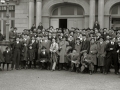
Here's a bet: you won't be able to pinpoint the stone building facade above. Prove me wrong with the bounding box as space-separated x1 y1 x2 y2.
0 0 120 33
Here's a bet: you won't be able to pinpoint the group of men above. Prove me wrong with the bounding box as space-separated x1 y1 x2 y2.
0 22 120 75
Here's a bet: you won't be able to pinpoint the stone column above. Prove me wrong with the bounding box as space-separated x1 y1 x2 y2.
36 0 42 27
29 0 34 29
89 0 95 29
98 0 104 29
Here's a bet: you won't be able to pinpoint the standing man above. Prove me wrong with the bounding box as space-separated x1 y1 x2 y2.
9 27 17 42
37 22 43 30
80 34 90 54
105 38 119 75
59 37 69 70
93 21 100 30
12 37 22 70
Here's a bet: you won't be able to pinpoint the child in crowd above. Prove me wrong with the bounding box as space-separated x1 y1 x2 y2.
3 47 12 71
21 43 28 69
28 45 35 69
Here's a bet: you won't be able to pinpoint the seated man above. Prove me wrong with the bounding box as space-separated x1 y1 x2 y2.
81 50 94 75
67 49 80 72
38 46 50 69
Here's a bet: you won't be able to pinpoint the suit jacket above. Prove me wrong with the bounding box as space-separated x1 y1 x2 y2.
105 42 119 57
37 25 43 30
81 40 90 54
93 24 100 30
12 41 23 51
105 42 118 52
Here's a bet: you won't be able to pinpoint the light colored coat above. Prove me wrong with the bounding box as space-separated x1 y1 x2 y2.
59 41 69 63
97 42 106 66
89 43 97 65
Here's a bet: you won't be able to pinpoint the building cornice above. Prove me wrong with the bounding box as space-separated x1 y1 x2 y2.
36 0 42 2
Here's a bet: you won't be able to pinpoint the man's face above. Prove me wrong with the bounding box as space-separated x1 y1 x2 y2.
73 50 76 54
32 37 35 40
16 38 19 41
100 38 103 42
83 36 86 40
42 49 45 52
76 40 80 43
91 39 95 43
52 39 55 43
83 52 87 56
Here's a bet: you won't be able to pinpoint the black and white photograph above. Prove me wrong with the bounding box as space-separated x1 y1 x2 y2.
0 0 120 90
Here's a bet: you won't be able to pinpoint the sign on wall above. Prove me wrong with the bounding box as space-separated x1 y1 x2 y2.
0 5 15 11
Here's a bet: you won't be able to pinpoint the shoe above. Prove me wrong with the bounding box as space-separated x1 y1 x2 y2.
0 68 2 71
51 69 55 71
90 71 92 75
104 72 108 75
115 72 119 75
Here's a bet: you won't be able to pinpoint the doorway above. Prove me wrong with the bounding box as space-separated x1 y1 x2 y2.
59 19 67 29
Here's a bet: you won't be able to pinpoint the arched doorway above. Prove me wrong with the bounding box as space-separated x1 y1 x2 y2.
110 3 120 30
50 3 84 29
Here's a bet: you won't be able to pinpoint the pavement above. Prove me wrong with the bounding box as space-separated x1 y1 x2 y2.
0 69 120 90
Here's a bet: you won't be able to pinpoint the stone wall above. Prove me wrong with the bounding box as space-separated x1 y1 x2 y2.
15 0 29 32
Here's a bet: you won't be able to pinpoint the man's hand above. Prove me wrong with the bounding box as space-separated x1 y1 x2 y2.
110 48 113 50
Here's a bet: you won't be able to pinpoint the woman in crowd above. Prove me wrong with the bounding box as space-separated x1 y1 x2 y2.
97 37 106 73
89 38 98 73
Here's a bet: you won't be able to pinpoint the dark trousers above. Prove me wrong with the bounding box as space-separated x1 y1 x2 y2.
3 63 9 70
105 52 119 73
11 50 20 69
21 61 27 68
39 61 50 69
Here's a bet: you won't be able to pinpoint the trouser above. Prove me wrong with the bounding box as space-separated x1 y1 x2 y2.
33 60 36 68
52 62 56 70
21 61 27 68
51 52 58 70
3 63 9 70
94 65 97 73
59 63 67 70
28 61 34 68
105 52 119 73
11 50 20 69
40 61 50 69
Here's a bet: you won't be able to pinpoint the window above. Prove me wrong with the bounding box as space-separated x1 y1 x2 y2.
111 5 118 14
77 6 84 15
52 8 58 15
11 20 15 27
11 11 15 17
61 6 74 15
0 5 15 35
52 5 84 16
